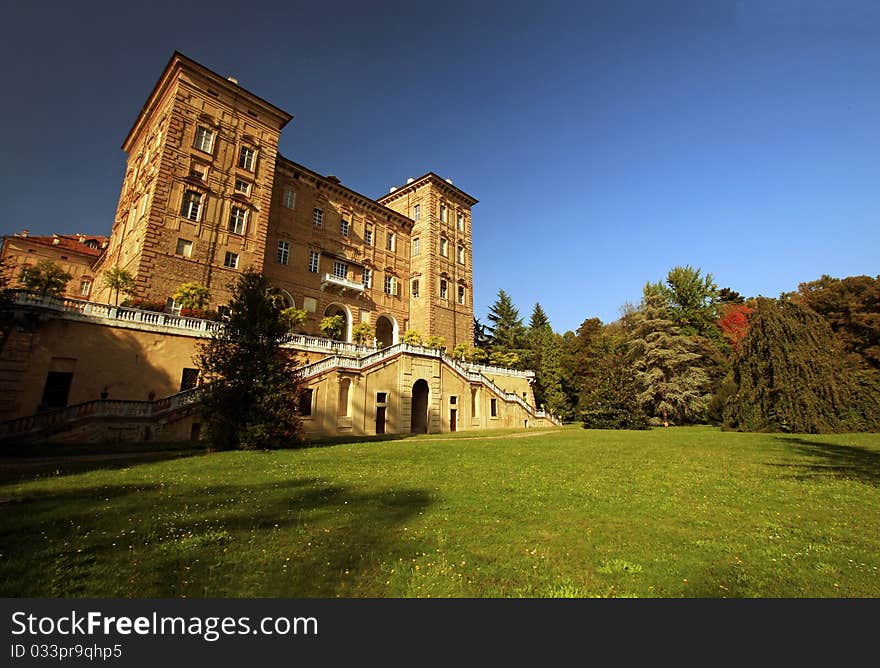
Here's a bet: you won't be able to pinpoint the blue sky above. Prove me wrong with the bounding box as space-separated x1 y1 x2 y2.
2 1 878 333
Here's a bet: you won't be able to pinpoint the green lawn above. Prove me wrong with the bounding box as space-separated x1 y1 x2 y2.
1 425 879 598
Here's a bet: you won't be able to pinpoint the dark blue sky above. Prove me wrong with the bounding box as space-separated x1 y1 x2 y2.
2 1 878 332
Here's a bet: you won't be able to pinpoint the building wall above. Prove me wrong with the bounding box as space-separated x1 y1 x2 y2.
1 235 105 301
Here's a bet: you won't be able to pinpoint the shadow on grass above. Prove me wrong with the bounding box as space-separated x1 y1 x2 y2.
0 475 432 598
773 436 880 487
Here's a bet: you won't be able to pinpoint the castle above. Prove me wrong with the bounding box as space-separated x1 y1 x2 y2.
0 53 559 442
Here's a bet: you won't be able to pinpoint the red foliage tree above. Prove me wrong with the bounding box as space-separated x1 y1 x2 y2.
718 303 753 350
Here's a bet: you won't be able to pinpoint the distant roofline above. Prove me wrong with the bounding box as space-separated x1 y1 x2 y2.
377 172 479 206
122 51 294 152
276 154 416 229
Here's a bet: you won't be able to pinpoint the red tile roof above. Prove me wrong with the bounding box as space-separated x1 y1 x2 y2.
9 234 108 257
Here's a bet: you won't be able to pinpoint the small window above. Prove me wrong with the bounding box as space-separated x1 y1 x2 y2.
238 146 256 171
458 285 466 305
439 279 448 300
386 231 396 252
194 126 214 153
313 208 323 228
491 398 498 417
228 206 247 235
224 252 239 269
364 226 373 246
79 278 92 297
308 250 320 273
440 238 448 257
413 204 420 221
411 279 419 298
340 218 350 237
384 275 397 296
235 179 251 196
180 368 199 392
457 245 465 264
277 240 290 265
333 261 347 279
457 212 464 231
440 204 448 222
299 388 313 416
362 268 372 288
450 396 457 405
412 238 420 256
180 190 202 221
376 392 387 404
282 187 295 208
176 238 193 257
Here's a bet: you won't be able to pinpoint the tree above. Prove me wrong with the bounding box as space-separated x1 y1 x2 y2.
659 265 720 337
320 315 345 340
352 322 373 345
452 343 469 361
196 269 304 449
280 307 308 333
473 316 492 350
524 304 565 415
103 267 137 306
581 335 648 430
629 292 711 424
722 298 880 433
717 302 754 350
486 289 526 351
20 260 72 298
528 303 550 331
173 282 211 310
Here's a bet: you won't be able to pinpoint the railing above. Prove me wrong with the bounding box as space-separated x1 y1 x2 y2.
0 387 201 441
321 273 365 292
284 334 374 356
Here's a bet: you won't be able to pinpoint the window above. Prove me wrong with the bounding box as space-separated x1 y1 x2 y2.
440 238 448 257
340 218 350 237
190 163 207 181
457 245 465 264
412 238 420 256
228 206 247 235
235 179 251 196
79 278 92 297
364 226 373 246
224 252 239 269
277 240 290 265
458 285 465 305
440 204 448 222
491 398 498 417
299 388 313 416
439 279 448 300
238 146 256 171
413 204 420 221
176 238 193 258
457 212 464 231
308 250 320 273
194 126 214 153
411 279 419 298
282 187 295 208
333 261 348 279
180 368 199 392
313 208 323 228
386 231 396 252
376 392 387 404
384 275 397 296
362 268 372 288
180 190 201 221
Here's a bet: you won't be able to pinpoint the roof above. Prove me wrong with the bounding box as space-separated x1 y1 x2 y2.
376 172 479 207
4 234 108 258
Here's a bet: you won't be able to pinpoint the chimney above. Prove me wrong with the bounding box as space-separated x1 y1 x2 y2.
445 178 453 184
227 76 239 85
20 229 28 237
406 177 414 184
77 234 86 243
52 235 60 245
101 240 109 249
389 186 398 193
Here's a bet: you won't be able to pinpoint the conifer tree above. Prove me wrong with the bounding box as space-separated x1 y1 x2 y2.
722 298 880 433
197 269 304 449
629 292 710 424
487 289 525 350
581 334 648 429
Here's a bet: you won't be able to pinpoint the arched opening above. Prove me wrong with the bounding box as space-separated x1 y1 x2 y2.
266 287 295 310
323 303 352 342
410 379 429 434
375 314 398 348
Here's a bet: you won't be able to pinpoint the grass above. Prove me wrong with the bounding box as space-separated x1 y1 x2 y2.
1 425 879 598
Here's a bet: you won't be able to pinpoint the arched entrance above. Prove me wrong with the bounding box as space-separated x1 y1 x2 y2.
375 314 398 348
323 303 352 342
410 379 429 434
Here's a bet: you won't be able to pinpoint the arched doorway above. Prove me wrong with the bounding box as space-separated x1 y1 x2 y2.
323 303 352 342
375 314 398 348
410 379 429 434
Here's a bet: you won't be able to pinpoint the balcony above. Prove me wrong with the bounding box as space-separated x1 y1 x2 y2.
321 273 365 294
